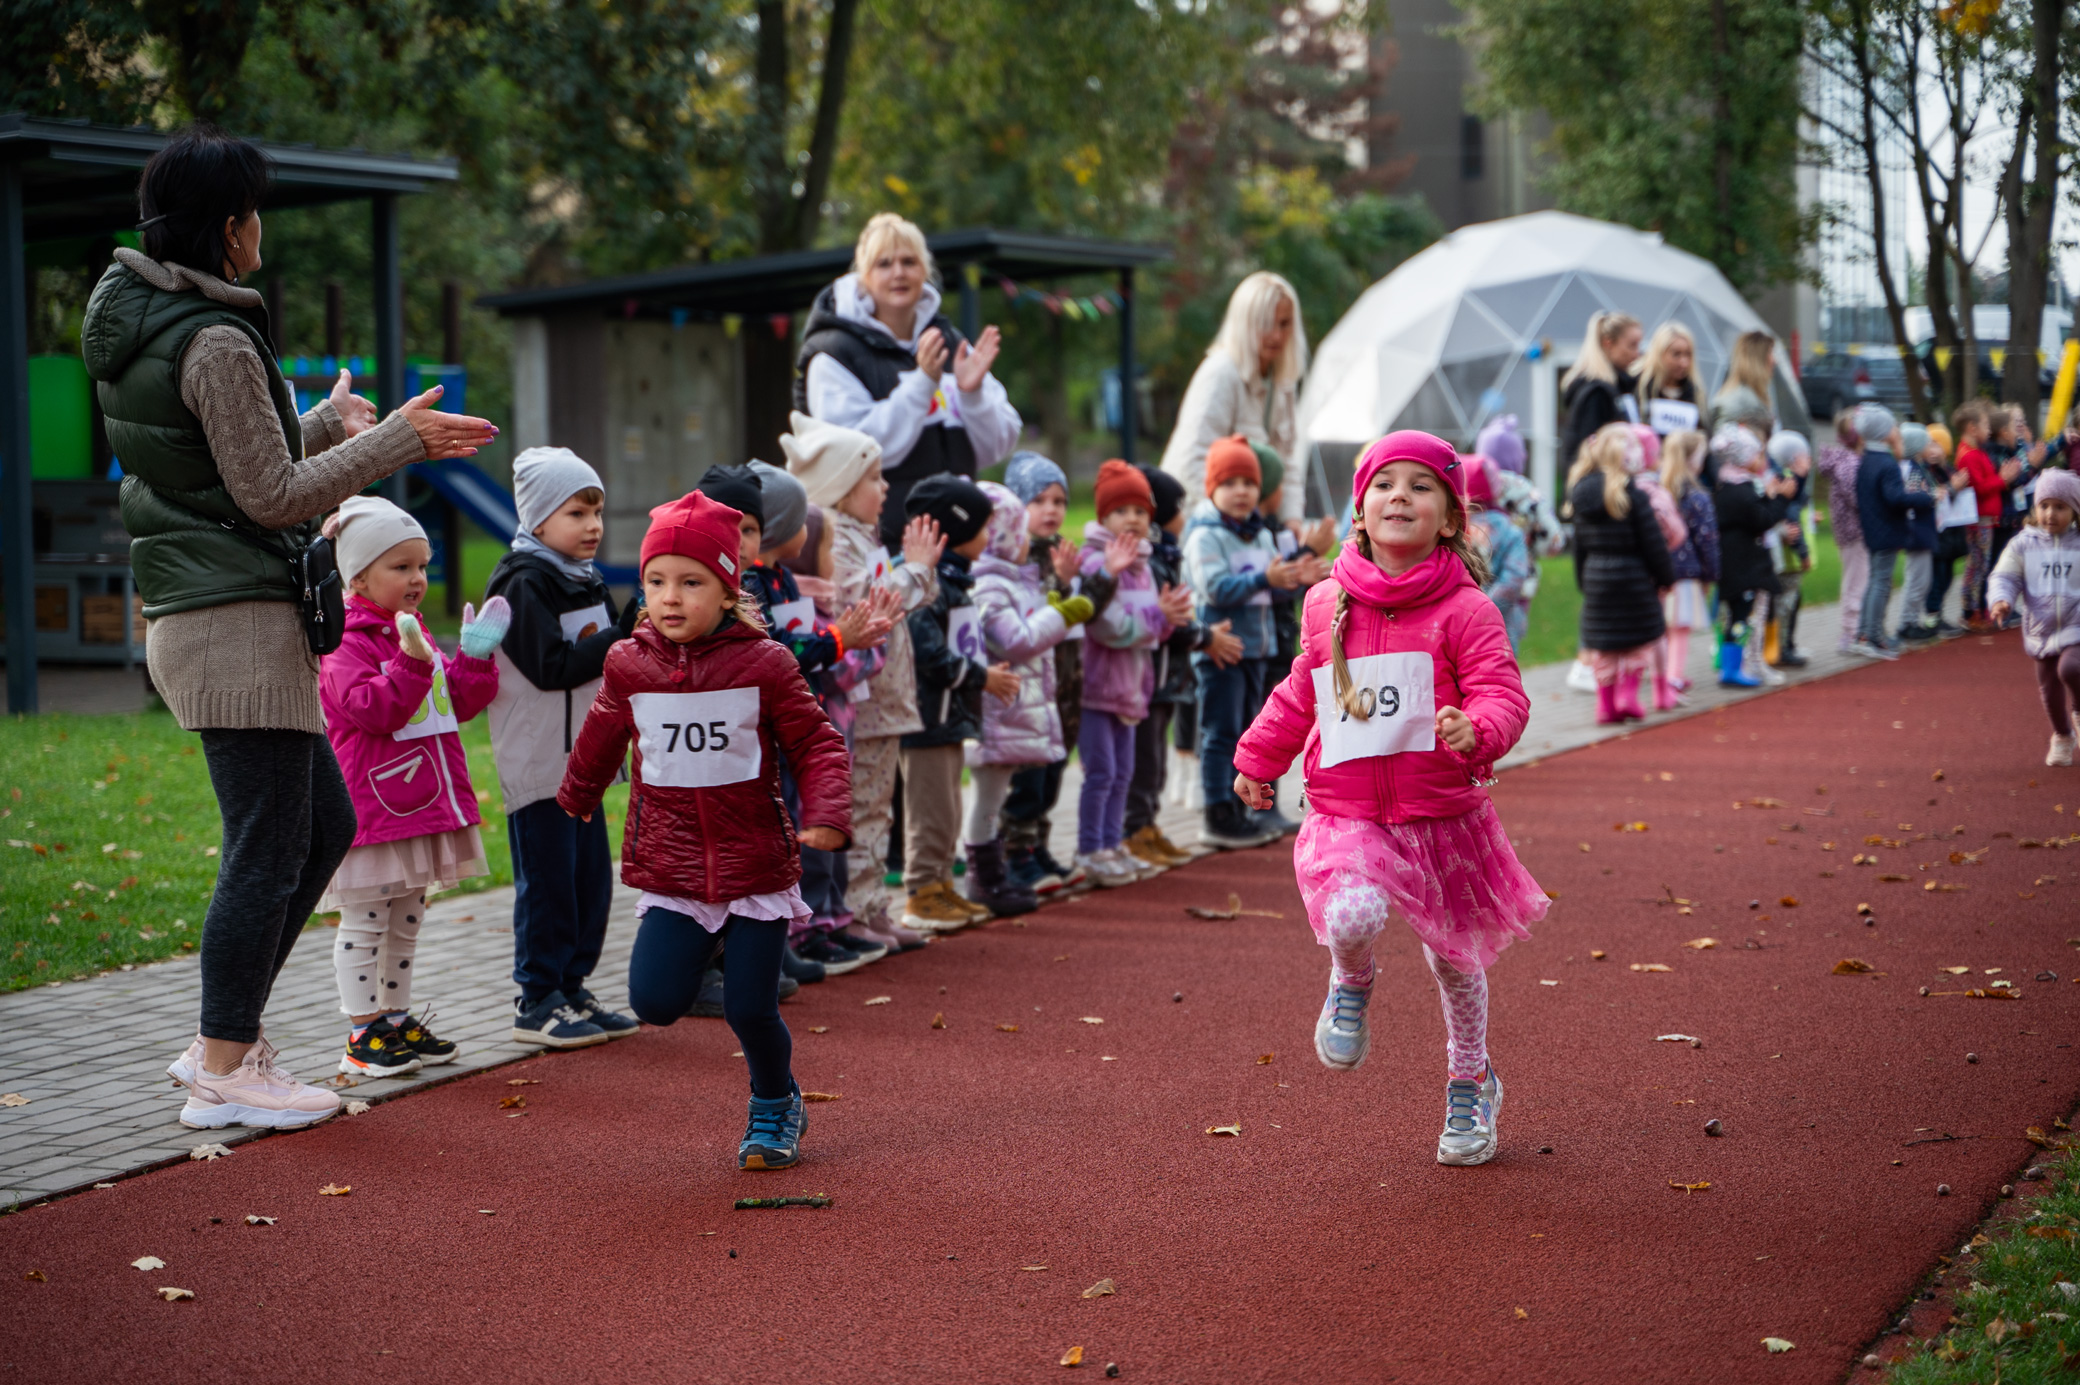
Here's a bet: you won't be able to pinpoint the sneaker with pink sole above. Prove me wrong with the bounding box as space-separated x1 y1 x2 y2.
180 1045 339 1130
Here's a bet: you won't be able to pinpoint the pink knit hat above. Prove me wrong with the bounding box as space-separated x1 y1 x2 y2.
2036 467 2080 514
1352 431 1464 512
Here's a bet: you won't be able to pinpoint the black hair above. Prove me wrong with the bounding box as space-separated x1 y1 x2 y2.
137 123 273 278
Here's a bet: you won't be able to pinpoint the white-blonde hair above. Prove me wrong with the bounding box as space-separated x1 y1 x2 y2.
852 212 935 281
1210 271 1307 389
1563 422 1636 520
1560 311 1642 391
1637 322 1697 401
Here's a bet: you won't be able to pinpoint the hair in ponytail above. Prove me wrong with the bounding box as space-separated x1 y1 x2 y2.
1330 492 1489 722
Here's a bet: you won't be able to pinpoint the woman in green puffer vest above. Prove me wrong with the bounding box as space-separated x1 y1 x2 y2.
82 124 498 1130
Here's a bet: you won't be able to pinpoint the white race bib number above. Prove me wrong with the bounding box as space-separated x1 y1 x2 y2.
559 603 611 644
1228 549 1272 606
2025 551 2080 603
631 689 762 788
1646 398 1699 435
948 605 986 664
769 598 817 638
1311 652 1436 767
1276 529 1299 558
392 650 460 742
1114 588 1161 637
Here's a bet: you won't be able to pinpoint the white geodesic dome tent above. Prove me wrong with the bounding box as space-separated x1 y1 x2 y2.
1296 211 1811 511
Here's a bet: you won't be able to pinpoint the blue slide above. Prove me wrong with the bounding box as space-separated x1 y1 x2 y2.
410 457 638 586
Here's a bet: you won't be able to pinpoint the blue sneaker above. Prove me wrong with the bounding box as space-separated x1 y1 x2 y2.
738 1087 807 1170
1313 978 1372 1070
1437 1064 1504 1166
511 991 610 1049
568 987 639 1038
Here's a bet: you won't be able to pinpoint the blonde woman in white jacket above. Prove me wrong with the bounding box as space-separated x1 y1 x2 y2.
1161 271 1310 531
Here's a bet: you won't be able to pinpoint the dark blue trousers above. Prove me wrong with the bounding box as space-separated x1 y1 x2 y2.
508 798 612 1004
1196 656 1269 805
628 910 794 1099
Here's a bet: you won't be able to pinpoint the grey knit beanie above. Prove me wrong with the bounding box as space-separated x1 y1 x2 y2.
1853 403 1898 450
749 460 808 550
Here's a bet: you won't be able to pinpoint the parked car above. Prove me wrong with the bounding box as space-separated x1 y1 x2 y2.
1800 348 1923 421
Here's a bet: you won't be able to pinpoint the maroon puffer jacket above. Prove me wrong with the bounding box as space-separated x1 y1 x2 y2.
557 616 851 901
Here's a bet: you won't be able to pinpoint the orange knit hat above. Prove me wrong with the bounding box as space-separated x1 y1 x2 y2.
1093 459 1155 519
1204 435 1261 495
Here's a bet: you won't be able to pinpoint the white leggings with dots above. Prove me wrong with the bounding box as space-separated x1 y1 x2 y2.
334 892 425 1018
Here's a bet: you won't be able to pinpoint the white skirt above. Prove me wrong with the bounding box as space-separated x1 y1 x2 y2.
1662 580 1712 631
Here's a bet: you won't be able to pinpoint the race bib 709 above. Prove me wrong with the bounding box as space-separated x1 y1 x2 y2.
630 688 762 788
1311 652 1436 767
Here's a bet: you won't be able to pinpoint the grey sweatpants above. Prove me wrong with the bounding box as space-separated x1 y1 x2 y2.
197 729 356 1043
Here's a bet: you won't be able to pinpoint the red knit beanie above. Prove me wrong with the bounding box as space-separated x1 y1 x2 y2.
641 490 745 591
1093 459 1155 519
1204 435 1261 496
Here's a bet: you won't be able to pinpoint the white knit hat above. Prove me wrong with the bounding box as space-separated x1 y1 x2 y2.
780 411 883 507
512 446 604 540
331 495 427 582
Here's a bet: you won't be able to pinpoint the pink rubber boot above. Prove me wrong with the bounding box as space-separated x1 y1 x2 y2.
1594 683 1622 725
1613 670 1646 721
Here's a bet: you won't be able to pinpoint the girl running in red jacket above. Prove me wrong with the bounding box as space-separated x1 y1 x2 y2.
559 491 851 1171
1231 432 1548 1167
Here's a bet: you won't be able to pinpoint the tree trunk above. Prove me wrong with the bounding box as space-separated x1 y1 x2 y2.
1847 0 1930 421
793 0 860 250
753 0 793 253
1709 0 1735 270
2000 0 2066 419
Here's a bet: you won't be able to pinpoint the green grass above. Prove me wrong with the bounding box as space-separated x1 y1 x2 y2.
0 707 628 994
1887 1148 2080 1382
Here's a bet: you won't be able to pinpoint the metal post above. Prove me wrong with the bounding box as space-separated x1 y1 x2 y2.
373 193 405 505
960 262 981 345
441 280 462 616
2 164 36 713
1117 266 1137 465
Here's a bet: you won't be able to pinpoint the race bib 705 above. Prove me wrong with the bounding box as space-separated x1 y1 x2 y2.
630 688 762 788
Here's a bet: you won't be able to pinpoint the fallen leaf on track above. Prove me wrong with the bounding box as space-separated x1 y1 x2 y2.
344 1100 370 1116
1832 959 1875 974
1737 797 1786 809
1656 1034 1700 1043
1021 1265 1049 1272
1082 1278 1116 1299
1257 1054 1274 1064
931 1013 946 1029
506 1078 538 1086
156 1287 193 1302
1762 1337 1795 1353
1778 896 1798 908
1590 950 1607 960
1941 966 1970 974
1540 979 1560 986
864 996 892 1006
1060 1346 1084 1367
802 1092 842 1102
1630 963 1672 973
1682 937 1718 950
131 1256 164 1271
0 1094 28 1107
1080 1016 1104 1025
1206 1122 1242 1136
1184 893 1284 920
499 1095 526 1110
1514 1307 1530 1320
1925 881 1968 892
187 1143 232 1161
23 1270 45 1282
1669 1180 1711 1194
244 1216 275 1226
318 1184 351 1196
809 1026 828 1034
996 1024 1021 1032
2026 1127 2080 1150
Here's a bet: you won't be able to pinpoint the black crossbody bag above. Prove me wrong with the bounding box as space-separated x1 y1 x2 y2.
222 522 345 655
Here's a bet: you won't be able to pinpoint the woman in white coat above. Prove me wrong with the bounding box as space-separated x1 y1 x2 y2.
1160 271 1311 531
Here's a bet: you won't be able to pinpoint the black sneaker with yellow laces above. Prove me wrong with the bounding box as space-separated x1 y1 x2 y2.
337 1018 424 1079
389 1011 459 1065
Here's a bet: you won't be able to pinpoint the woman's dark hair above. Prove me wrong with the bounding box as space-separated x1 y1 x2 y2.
137 123 272 277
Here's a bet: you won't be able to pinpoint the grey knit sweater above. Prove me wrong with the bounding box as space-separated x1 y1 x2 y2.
115 249 427 733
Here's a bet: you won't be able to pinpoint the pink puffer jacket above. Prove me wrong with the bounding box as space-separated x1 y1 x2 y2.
321 596 498 848
1232 547 1529 824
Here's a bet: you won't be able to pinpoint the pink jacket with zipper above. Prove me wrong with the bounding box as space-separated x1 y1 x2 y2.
1232 549 1529 824
320 596 499 849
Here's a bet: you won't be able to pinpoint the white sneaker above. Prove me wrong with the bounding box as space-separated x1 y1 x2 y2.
1565 659 1598 693
180 1044 339 1130
1313 979 1371 1070
1437 1064 1504 1166
167 1033 205 1088
1077 849 1136 888
2050 734 2076 767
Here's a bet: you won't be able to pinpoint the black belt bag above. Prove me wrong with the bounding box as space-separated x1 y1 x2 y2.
223 522 345 656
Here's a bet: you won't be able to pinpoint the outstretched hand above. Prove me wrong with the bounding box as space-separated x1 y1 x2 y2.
1049 540 1082 584
901 514 946 572
1102 530 1140 576
952 326 1001 394
328 368 377 437
399 383 498 460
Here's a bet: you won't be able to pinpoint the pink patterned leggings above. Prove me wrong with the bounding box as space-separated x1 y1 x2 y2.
1320 880 1490 1079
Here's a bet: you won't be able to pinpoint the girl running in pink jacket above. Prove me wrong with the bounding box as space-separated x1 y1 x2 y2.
1231 431 1548 1167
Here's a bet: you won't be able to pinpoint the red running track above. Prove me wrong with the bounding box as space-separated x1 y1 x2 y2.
4 632 2078 1384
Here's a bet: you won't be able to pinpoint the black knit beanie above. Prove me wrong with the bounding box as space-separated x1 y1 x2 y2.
903 473 992 547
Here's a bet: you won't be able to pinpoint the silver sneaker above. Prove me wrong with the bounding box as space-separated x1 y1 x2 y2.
1437 1065 1503 1166
2049 734 2075 768
1313 979 1371 1070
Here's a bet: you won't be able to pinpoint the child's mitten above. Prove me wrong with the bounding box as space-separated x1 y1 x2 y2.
395 611 435 663
615 592 645 637
1049 591 1095 626
458 595 512 659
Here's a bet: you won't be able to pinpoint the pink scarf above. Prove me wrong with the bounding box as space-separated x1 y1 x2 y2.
1329 543 1474 616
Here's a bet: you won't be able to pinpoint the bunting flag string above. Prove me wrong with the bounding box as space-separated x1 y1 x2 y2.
998 278 1122 322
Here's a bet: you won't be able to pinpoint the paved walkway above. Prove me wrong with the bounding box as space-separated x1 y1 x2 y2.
0 592 1943 1210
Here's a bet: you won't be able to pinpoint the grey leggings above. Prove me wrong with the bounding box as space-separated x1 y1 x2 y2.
198 729 357 1043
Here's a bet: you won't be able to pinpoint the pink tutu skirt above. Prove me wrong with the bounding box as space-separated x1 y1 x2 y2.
1293 801 1547 972
317 826 488 913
